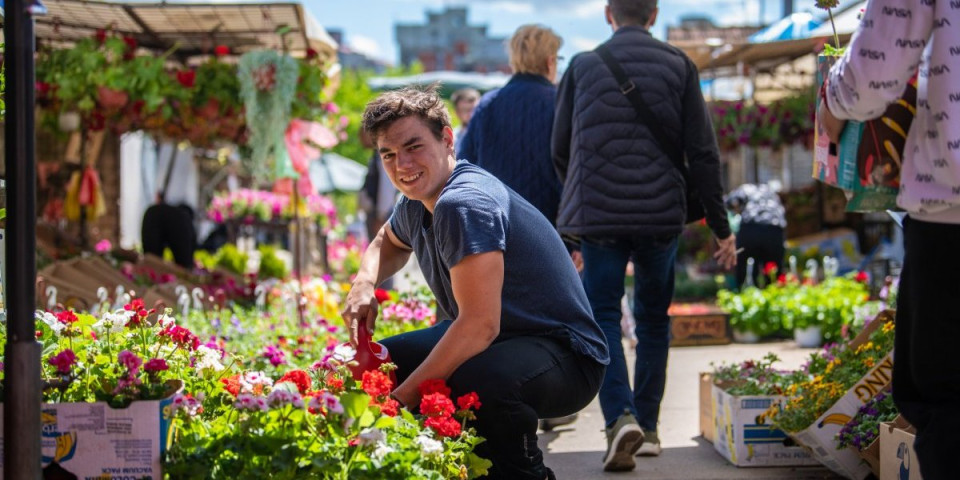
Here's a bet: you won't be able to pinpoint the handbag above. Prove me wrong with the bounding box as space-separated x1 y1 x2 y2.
595 44 705 224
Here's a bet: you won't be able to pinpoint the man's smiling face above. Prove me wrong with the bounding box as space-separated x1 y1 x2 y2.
377 116 456 212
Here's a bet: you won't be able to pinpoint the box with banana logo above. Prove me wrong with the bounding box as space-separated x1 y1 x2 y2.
0 383 180 479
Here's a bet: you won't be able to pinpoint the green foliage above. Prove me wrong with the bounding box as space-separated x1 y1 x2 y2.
216 244 250 276
711 353 808 396
837 391 898 450
238 51 300 180
258 245 289 280
330 69 378 165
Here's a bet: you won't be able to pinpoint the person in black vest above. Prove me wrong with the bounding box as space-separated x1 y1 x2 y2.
552 0 736 471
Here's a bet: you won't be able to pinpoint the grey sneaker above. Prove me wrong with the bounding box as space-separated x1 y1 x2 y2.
539 414 578 431
603 411 645 472
636 430 662 456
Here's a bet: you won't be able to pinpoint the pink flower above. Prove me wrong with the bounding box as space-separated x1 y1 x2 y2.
118 350 143 373
95 239 113 253
48 349 77 374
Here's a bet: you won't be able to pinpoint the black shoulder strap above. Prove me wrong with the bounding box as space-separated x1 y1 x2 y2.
594 44 684 173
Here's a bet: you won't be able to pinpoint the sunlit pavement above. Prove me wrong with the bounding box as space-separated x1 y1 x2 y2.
541 341 844 479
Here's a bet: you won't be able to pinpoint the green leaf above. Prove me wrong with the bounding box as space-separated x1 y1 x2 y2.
357 408 376 428
340 392 371 419
373 415 396 430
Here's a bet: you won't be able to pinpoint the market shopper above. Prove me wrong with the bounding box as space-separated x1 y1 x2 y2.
725 182 787 288
342 86 609 480
450 87 480 153
818 1 960 478
552 0 736 471
459 24 564 225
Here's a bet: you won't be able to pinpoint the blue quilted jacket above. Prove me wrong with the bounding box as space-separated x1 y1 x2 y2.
458 73 562 225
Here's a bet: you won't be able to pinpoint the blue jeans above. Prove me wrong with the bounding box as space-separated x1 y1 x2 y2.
581 234 678 431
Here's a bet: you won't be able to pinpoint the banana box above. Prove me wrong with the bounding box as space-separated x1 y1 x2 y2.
0 391 178 479
879 416 923 480
711 384 819 467
792 350 895 480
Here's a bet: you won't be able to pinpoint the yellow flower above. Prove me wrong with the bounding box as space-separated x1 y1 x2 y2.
882 322 895 333
863 357 875 368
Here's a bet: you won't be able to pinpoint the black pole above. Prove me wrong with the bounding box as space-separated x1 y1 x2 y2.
4 0 43 478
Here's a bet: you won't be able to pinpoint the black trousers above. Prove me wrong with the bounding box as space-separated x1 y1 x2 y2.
381 320 604 480
141 203 196 268
893 217 960 480
735 223 785 288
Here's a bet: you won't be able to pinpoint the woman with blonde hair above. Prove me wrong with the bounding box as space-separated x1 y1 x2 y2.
458 24 565 228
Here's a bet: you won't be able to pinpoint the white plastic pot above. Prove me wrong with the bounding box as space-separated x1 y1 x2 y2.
58 111 81 132
732 329 760 343
794 325 823 348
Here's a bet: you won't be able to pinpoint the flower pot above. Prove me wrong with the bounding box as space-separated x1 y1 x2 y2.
732 329 760 343
58 111 81 132
794 325 823 348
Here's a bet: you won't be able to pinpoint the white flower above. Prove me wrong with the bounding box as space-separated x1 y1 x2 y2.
243 371 273 388
416 434 444 457
372 443 395 460
194 345 224 372
332 343 356 363
157 313 176 328
94 310 131 334
358 427 386 446
35 311 65 335
170 393 204 417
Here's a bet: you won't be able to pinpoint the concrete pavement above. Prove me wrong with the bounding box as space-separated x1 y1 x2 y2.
541 341 843 479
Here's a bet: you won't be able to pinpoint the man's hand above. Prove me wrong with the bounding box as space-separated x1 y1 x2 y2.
818 99 846 144
570 250 583 273
714 234 737 270
341 281 379 346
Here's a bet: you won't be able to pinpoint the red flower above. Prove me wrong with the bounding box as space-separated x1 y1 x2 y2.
777 273 787 286
124 299 145 312
144 358 169 373
160 324 200 350
36 81 52 97
278 369 312 394
375 397 400 417
362 370 393 398
855 271 869 283
374 288 391 303
123 36 137 51
425 416 462 438
214 45 230 57
326 375 344 392
420 392 455 418
306 48 319 60
176 70 196 88
762 262 777 276
221 374 242 397
94 28 106 44
456 392 481 411
55 310 78 325
418 378 451 397
86 111 106 131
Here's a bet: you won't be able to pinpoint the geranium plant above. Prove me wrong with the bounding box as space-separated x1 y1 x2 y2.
711 353 807 396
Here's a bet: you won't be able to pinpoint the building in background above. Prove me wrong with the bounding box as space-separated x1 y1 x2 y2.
395 6 509 73
327 29 390 73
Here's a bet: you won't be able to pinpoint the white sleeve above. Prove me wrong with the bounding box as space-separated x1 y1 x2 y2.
826 0 934 121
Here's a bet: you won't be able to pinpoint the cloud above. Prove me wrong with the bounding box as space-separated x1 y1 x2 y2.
485 2 535 14
468 0 603 17
348 35 383 58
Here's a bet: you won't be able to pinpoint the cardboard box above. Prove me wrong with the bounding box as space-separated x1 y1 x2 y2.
712 384 819 467
880 416 923 480
0 389 178 479
700 373 715 443
670 303 730 347
791 350 895 480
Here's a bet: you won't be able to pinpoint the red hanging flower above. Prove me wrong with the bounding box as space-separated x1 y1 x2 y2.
418 378 451 397
278 369 312 394
214 45 230 57
306 48 319 60
94 28 107 45
176 70 196 88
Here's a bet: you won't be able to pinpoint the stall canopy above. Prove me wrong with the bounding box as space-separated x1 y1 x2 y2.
748 12 821 43
369 70 512 95
1 0 338 60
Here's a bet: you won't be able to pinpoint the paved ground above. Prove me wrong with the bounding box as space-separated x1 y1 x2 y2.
540 341 843 479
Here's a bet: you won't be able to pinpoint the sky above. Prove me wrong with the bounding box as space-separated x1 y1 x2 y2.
303 0 860 69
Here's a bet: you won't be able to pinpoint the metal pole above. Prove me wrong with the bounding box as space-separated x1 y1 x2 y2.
4 0 43 478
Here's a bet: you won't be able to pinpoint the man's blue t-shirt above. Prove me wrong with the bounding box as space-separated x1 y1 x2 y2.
389 161 609 364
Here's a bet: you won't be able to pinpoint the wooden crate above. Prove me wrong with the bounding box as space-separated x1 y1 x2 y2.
669 303 730 346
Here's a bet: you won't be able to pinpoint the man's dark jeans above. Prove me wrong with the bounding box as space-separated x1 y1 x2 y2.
894 217 960 480
580 234 678 431
382 320 604 480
